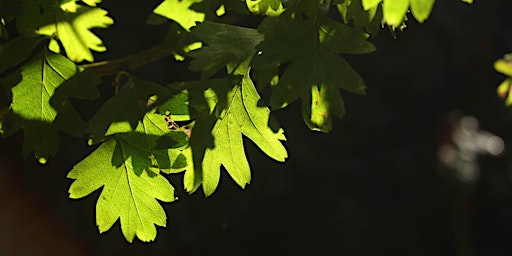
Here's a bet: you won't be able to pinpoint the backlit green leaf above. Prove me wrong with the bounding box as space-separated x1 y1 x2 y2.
410 0 435 23
201 69 287 195
67 138 176 243
383 0 409 27
6 49 99 161
37 5 113 62
87 73 171 143
153 0 205 31
361 0 382 10
246 0 284 16
494 59 512 77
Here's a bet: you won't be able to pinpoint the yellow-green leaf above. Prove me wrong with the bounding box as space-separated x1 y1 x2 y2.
410 0 435 23
68 138 176 243
37 5 113 62
383 0 409 27
153 0 205 31
494 59 512 77
362 0 382 10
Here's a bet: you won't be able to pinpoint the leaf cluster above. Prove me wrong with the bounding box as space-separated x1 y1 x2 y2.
0 0 472 242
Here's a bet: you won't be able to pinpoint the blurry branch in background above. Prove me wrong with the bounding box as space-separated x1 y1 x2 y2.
438 112 505 183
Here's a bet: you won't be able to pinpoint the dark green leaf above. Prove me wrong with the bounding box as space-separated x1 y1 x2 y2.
252 13 373 132
189 21 264 79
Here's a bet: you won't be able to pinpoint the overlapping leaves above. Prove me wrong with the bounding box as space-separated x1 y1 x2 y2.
252 4 375 132
67 137 176 243
362 0 471 27
180 21 288 195
177 70 288 196
495 54 512 106
1 0 478 244
1 38 100 162
69 74 192 242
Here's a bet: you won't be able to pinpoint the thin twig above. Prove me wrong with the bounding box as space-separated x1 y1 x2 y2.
80 43 175 77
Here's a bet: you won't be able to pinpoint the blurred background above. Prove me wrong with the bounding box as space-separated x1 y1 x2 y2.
2 0 512 255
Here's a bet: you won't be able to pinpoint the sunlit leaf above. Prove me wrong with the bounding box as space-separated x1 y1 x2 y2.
37 5 113 62
5 49 99 161
246 0 284 16
194 68 287 196
67 138 176 243
383 0 408 27
361 0 382 10
410 0 435 23
153 0 205 31
87 73 171 143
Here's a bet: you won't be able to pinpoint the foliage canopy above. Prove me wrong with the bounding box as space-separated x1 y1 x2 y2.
0 0 476 242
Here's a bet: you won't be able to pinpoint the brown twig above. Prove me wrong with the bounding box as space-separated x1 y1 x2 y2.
80 43 175 77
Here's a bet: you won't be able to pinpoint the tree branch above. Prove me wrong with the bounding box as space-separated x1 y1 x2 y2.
80 43 175 77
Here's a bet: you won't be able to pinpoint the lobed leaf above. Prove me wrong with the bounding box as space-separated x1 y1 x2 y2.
87 73 171 143
246 0 284 16
37 4 113 62
188 67 287 196
68 138 176 243
189 21 264 79
153 0 205 31
5 49 99 161
252 11 374 132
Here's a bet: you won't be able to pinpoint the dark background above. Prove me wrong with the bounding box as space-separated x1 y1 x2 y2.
2 0 512 255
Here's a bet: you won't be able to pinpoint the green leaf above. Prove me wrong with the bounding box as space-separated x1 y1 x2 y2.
189 68 287 196
497 78 512 106
153 0 205 31
383 0 409 27
117 111 191 175
82 0 101 6
252 13 374 132
494 59 512 77
410 0 435 23
338 0 382 36
16 0 45 34
6 49 99 161
189 21 264 79
246 0 284 16
37 5 113 62
87 73 171 143
361 0 382 10
67 138 176 243
0 35 46 74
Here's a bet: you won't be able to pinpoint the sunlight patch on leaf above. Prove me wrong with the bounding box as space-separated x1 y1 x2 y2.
252 12 373 132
